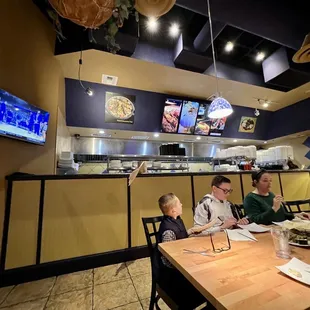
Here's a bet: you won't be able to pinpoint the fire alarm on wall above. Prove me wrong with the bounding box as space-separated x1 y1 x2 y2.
102 74 118 86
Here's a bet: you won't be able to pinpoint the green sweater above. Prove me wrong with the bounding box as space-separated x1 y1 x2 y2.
243 192 294 225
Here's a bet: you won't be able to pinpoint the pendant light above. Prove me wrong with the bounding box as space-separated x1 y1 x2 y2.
206 0 233 119
78 50 94 96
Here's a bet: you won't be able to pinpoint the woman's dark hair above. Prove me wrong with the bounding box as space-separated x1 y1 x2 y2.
211 175 231 187
251 169 268 187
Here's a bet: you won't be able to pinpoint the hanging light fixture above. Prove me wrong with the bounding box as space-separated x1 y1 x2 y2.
206 0 233 119
78 50 94 96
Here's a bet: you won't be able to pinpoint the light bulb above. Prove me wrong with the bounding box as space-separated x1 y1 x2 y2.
147 17 159 33
225 41 234 52
256 52 265 62
85 88 94 96
169 23 180 38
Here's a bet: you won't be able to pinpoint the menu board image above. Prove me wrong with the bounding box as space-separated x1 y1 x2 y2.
209 117 227 136
161 98 182 133
178 101 199 134
105 92 136 124
194 103 211 136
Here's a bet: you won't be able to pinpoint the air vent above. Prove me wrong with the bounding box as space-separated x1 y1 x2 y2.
131 136 150 140
102 74 118 86
92 133 112 138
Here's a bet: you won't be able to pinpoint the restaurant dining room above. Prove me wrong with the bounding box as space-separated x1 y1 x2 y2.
1 0 310 309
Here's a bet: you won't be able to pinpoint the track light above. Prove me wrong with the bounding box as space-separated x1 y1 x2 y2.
85 87 94 96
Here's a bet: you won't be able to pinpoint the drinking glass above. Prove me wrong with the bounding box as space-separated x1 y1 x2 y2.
271 226 291 259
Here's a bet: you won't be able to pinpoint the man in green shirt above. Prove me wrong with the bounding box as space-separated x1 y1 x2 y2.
244 170 310 225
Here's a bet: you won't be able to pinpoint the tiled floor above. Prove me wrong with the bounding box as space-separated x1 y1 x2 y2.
0 258 170 310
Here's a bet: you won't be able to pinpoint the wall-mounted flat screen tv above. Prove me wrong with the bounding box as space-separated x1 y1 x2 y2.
194 103 227 136
0 89 50 145
161 98 182 133
178 101 199 134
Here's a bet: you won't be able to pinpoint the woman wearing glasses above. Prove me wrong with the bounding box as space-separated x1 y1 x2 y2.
194 175 249 234
244 170 310 225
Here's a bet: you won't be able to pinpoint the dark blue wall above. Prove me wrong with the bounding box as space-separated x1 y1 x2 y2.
65 78 272 140
267 98 310 139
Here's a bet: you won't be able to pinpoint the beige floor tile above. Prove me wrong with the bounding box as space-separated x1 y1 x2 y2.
111 301 142 310
94 263 130 285
0 298 47 310
2 278 55 307
131 273 151 300
126 258 151 277
94 279 138 310
140 298 170 310
0 286 14 305
46 288 92 310
51 270 93 295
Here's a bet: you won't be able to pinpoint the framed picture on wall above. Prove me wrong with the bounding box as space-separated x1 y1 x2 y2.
238 116 257 133
105 92 136 124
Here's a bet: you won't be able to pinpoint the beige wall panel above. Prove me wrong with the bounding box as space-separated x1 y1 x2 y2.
242 173 282 199
193 174 243 205
6 181 40 269
281 172 310 211
131 176 192 247
41 179 127 263
281 172 309 201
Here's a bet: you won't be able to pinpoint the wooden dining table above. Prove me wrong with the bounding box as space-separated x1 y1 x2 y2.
158 232 310 310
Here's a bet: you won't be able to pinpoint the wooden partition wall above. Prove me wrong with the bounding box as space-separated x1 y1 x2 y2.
2 171 310 272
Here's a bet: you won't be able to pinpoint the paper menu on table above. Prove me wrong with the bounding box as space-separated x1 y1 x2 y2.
238 223 271 233
276 257 310 286
226 229 257 241
272 220 291 226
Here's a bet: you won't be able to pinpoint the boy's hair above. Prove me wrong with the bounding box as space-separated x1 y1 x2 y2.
158 193 177 214
211 175 231 187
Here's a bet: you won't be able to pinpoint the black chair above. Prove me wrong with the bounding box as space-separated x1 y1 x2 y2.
283 199 310 214
234 204 245 219
142 216 178 310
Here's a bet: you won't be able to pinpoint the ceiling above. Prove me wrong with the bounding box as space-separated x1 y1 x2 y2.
56 50 310 111
33 0 310 110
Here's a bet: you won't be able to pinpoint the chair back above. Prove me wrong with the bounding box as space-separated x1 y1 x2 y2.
142 216 164 280
234 204 245 218
283 199 310 213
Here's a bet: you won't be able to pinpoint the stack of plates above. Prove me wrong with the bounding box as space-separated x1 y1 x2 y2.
58 152 78 170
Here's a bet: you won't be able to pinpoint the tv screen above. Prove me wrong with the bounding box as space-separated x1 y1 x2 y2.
161 98 182 133
178 101 199 134
0 89 50 145
194 103 227 136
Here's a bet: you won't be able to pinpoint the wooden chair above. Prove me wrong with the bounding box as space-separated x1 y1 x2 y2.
283 199 310 214
142 216 178 310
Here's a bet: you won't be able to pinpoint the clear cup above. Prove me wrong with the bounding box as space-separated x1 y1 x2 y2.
271 226 291 259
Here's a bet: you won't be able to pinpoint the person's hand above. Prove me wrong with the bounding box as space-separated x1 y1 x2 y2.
221 217 237 229
272 195 283 212
237 217 249 225
297 212 310 220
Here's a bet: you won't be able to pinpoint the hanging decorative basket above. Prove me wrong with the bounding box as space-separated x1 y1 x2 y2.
48 0 115 28
135 0 175 17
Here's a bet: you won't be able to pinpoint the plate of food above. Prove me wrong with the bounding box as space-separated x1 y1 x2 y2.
106 96 135 120
195 121 210 135
241 118 255 131
282 221 310 247
162 105 181 133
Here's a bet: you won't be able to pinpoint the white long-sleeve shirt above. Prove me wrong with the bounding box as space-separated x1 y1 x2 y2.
194 194 235 234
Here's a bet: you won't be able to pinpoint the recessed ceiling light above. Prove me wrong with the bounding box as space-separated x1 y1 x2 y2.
146 17 159 33
224 41 234 52
169 23 180 38
256 52 265 62
92 133 111 138
233 139 238 142
154 133 159 138
196 136 201 140
263 103 269 108
264 141 267 144
99 130 105 134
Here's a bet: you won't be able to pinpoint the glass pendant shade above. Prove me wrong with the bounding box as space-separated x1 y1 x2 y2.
208 97 233 119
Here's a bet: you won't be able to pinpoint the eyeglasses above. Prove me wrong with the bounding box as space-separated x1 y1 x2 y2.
215 186 233 195
210 230 231 253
